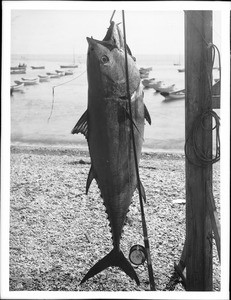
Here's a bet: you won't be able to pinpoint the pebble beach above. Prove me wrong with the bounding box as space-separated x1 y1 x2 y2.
9 145 221 291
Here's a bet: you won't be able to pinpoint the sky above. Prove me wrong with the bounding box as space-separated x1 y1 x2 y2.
9 5 222 56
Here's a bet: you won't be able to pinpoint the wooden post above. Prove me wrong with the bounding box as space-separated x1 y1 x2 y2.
185 11 213 290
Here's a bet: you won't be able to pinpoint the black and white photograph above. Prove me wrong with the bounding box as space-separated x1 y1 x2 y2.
1 1 230 299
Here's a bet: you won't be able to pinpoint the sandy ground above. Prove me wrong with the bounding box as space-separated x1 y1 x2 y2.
9 145 220 291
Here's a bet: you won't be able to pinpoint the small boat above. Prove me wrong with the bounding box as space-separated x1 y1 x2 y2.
46 72 61 78
161 89 185 100
10 82 24 94
155 83 175 93
60 64 78 68
140 73 149 79
147 80 164 91
38 74 50 82
178 68 185 73
64 70 74 75
55 70 66 76
31 66 45 69
11 63 27 70
139 67 152 74
11 69 26 74
17 77 39 85
142 78 162 89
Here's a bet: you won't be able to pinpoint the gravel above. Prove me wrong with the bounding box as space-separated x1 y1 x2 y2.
9 145 220 291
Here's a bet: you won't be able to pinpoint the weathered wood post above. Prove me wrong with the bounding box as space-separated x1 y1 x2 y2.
185 11 213 290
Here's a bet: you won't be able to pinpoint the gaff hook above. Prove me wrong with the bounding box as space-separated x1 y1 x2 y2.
110 10 116 23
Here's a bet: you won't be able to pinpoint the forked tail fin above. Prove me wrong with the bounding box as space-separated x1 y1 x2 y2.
80 248 140 285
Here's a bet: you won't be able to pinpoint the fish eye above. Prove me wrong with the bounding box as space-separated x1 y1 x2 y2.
101 55 109 64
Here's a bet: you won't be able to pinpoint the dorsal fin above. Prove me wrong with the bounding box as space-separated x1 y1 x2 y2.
71 110 88 138
144 104 151 125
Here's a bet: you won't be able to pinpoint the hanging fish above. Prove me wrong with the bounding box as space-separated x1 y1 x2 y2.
72 21 151 285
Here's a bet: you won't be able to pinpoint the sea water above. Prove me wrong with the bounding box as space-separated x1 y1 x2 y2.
10 54 220 153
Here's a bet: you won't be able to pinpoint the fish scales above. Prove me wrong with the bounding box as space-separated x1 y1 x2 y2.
72 21 151 286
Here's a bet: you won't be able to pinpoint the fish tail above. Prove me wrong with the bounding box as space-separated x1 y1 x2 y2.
80 248 140 285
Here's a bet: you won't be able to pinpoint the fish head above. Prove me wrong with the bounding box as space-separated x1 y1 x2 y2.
87 36 140 98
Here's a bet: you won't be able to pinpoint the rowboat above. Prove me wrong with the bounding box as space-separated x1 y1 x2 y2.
142 78 163 89
31 66 45 69
155 83 175 93
10 82 24 94
64 70 74 75
11 63 27 70
144 80 164 91
11 69 26 74
38 74 50 82
140 73 149 79
46 72 61 78
16 77 39 85
161 89 185 100
60 64 78 68
55 70 66 76
139 67 152 74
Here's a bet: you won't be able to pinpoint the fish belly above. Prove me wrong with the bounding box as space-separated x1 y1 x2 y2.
88 94 144 248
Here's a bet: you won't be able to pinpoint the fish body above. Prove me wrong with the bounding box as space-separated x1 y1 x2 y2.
72 22 151 285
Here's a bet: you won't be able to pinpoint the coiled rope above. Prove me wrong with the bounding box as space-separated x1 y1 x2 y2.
184 11 221 167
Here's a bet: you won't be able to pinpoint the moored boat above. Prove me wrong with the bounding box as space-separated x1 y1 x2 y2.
10 82 24 94
11 69 26 74
46 72 61 78
17 77 39 85
55 70 66 76
11 63 27 70
140 72 149 79
155 83 175 93
139 67 152 74
38 74 50 82
60 64 78 68
64 70 74 75
142 78 161 88
178 68 185 73
161 89 185 100
31 66 45 69
149 80 164 91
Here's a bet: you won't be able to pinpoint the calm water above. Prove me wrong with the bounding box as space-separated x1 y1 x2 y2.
10 54 220 153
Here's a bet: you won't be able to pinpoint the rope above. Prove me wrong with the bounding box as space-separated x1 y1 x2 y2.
47 70 86 122
184 12 221 167
122 10 156 291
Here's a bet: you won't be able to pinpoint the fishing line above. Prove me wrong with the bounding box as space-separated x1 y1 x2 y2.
47 70 86 122
122 10 156 291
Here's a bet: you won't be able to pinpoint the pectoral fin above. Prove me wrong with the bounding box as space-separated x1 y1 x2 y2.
71 110 88 138
144 105 151 125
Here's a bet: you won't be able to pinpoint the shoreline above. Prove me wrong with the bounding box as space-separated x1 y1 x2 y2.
10 143 185 160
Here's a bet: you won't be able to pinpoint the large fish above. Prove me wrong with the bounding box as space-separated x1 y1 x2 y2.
72 21 151 285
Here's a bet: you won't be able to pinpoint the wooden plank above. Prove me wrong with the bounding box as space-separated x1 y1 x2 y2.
185 11 213 291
